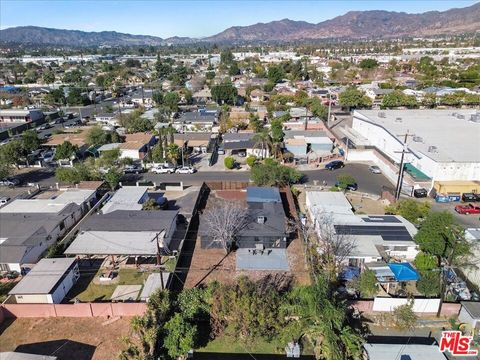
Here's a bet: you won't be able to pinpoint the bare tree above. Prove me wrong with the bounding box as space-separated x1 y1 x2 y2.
292 211 357 282
203 199 250 253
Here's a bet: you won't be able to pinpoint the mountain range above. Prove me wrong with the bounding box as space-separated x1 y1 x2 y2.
1 2 479 47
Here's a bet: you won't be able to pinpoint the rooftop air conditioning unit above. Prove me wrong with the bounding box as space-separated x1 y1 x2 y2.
428 146 438 153
470 114 480 123
413 136 423 142
257 216 266 224
457 114 465 119
378 112 386 118
395 117 402 122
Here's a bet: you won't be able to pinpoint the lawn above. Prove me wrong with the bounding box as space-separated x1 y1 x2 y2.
196 326 314 356
66 268 149 302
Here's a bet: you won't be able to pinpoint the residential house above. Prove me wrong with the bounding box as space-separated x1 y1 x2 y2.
44 128 90 154
101 186 150 214
173 109 218 132
192 88 212 104
95 113 119 127
64 210 178 261
306 191 419 267
120 132 156 160
283 130 333 161
7 258 79 304
0 109 44 123
0 188 96 272
131 89 153 107
173 132 215 154
250 89 268 103
222 132 269 158
463 228 480 288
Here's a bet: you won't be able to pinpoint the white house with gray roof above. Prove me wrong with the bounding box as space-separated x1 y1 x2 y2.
8 257 79 304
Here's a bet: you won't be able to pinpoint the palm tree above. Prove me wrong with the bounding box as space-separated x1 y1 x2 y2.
284 278 364 360
252 130 272 159
166 143 181 166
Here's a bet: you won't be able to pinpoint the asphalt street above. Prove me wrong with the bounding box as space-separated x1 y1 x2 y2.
14 163 393 196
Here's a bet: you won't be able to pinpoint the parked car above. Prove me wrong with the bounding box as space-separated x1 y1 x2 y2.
217 148 225 155
413 188 428 198
0 196 10 206
325 160 345 170
0 177 20 187
123 164 144 174
176 166 196 174
462 193 478 202
455 204 480 215
54 118 65 124
151 165 176 174
368 165 381 174
335 182 358 191
37 123 51 131
237 151 246 157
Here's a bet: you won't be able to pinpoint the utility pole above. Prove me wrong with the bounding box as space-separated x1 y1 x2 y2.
327 92 332 128
394 131 414 200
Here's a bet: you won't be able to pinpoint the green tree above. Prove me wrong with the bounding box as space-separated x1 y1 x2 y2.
251 160 301 186
103 168 121 190
163 92 180 112
176 287 209 321
417 270 440 297
355 269 378 298
97 148 120 168
270 119 284 143
152 90 164 106
55 167 81 183
224 156 235 169
164 313 197 360
151 142 164 163
211 82 238 105
384 199 430 225
22 129 40 153
228 61 240 76
414 212 471 263
220 49 234 64
335 174 356 190
42 70 55 84
54 141 77 160
67 88 88 106
382 90 418 108
393 302 417 330
268 65 285 84
86 126 109 146
166 143 180 166
45 89 65 105
0 140 24 168
339 87 372 110
414 252 438 270
359 58 379 70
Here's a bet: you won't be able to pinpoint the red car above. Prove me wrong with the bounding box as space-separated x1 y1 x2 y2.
455 204 480 215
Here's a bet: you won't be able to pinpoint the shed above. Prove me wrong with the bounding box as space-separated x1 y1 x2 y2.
458 301 480 330
8 258 79 304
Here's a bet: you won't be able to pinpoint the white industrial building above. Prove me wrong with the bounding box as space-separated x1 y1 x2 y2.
344 109 480 191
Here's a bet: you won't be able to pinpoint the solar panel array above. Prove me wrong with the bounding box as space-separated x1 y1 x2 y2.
362 215 401 223
334 225 413 241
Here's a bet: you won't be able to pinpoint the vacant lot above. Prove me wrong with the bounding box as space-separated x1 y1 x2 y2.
0 317 132 360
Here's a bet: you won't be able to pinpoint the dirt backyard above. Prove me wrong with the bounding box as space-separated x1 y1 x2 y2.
0 316 132 360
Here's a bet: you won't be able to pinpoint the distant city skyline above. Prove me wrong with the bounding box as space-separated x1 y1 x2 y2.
1 0 478 38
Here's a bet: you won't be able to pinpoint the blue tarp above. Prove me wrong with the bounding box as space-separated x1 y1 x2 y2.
339 266 361 280
388 263 420 282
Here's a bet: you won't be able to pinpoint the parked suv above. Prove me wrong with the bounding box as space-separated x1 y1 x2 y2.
325 160 345 170
123 164 144 174
151 165 176 174
462 193 478 202
0 177 20 187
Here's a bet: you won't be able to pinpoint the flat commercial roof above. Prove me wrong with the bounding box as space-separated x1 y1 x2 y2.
9 258 76 295
364 343 447 360
354 109 480 163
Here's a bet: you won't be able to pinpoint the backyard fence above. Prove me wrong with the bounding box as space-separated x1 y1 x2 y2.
350 298 461 317
0 302 147 320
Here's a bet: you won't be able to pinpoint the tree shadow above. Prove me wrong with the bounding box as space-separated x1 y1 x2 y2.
15 339 96 360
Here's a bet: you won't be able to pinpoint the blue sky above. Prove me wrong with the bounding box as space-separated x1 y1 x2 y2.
1 0 478 38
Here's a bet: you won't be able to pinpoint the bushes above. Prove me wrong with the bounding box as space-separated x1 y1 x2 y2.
224 156 235 169
246 155 257 167
251 159 301 186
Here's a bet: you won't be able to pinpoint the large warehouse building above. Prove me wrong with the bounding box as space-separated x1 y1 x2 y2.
344 109 480 192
